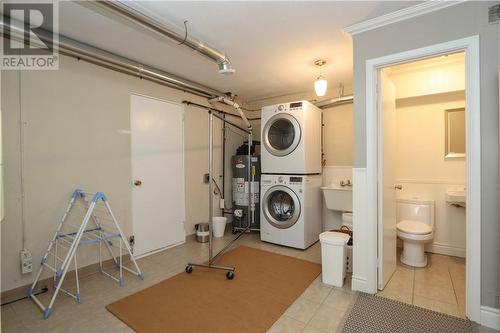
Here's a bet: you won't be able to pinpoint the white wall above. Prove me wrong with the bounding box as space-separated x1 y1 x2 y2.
1 55 244 292
394 91 466 257
322 103 354 166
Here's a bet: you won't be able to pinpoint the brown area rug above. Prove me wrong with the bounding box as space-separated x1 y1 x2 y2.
107 246 321 333
337 293 474 333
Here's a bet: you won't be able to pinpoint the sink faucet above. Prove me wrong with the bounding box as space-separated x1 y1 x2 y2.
340 180 352 187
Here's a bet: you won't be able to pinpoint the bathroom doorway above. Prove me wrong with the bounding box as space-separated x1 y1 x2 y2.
376 52 467 318
362 37 481 321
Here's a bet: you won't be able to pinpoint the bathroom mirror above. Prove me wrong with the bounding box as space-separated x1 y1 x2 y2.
445 108 466 160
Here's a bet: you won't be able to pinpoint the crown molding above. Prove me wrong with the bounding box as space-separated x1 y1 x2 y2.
343 1 466 36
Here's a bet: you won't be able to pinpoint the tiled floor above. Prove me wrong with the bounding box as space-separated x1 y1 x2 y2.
1 233 498 333
377 249 466 318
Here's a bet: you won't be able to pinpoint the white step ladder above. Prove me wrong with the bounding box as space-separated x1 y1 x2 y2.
29 189 144 318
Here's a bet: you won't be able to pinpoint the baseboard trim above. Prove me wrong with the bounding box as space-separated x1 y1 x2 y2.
426 243 466 258
480 306 500 330
2 236 193 304
351 275 372 294
133 239 186 259
1 255 127 305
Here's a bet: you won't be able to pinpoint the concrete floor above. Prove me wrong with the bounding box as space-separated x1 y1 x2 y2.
1 233 498 333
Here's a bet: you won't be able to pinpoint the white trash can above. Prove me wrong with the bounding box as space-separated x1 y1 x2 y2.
319 231 350 287
212 217 227 238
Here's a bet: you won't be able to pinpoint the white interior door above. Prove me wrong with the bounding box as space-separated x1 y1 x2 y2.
131 94 185 257
378 71 398 290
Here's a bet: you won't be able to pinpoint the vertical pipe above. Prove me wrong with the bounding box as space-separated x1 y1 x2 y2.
18 70 27 250
208 112 214 264
221 115 226 216
247 134 252 229
251 154 255 226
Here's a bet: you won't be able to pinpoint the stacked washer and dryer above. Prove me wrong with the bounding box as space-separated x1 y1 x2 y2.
260 101 323 249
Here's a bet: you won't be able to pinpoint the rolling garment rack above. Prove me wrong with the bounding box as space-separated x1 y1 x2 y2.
183 98 254 280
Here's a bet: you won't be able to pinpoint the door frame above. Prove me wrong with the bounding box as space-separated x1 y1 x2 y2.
364 36 481 321
377 71 398 290
130 93 186 258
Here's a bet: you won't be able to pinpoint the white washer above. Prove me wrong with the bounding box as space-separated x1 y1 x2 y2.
261 101 322 174
260 174 322 249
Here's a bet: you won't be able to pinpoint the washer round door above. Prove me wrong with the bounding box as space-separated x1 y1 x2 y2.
262 185 301 229
263 113 301 157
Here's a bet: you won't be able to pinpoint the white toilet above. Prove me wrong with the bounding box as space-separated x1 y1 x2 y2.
396 198 435 267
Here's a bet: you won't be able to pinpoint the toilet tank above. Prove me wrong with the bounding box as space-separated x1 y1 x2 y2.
396 198 435 227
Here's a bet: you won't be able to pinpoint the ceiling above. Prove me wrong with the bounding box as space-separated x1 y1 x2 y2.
58 1 421 102
384 51 465 99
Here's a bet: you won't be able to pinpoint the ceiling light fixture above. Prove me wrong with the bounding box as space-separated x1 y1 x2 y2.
314 59 328 97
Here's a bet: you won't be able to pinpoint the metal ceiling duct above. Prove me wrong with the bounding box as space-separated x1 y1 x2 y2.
95 1 235 74
315 95 354 109
0 18 226 99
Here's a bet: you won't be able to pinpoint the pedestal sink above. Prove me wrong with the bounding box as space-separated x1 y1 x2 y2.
446 190 466 207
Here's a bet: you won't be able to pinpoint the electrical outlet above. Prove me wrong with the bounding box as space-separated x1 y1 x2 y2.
20 250 33 274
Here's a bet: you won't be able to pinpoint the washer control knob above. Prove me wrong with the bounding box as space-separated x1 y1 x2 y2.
278 176 284 183
278 104 285 111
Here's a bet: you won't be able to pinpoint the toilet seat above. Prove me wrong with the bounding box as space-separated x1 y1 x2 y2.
397 220 432 235
397 229 434 242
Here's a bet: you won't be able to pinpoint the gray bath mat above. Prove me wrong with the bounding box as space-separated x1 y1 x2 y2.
338 293 474 333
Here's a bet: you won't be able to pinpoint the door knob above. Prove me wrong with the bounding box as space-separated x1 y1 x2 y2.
394 184 403 190
134 180 142 186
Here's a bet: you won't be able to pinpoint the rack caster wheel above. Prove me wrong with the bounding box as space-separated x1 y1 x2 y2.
226 271 234 280
232 229 238 234
185 265 193 274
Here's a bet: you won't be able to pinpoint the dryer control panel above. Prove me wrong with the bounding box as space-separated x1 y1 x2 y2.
289 102 303 111
289 176 303 185
261 175 305 186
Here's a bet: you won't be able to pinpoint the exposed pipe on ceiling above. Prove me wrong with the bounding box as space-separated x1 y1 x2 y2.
94 1 235 74
0 18 226 99
315 95 354 109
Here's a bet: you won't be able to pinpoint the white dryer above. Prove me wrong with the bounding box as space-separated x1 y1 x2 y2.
261 101 322 174
260 174 322 249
